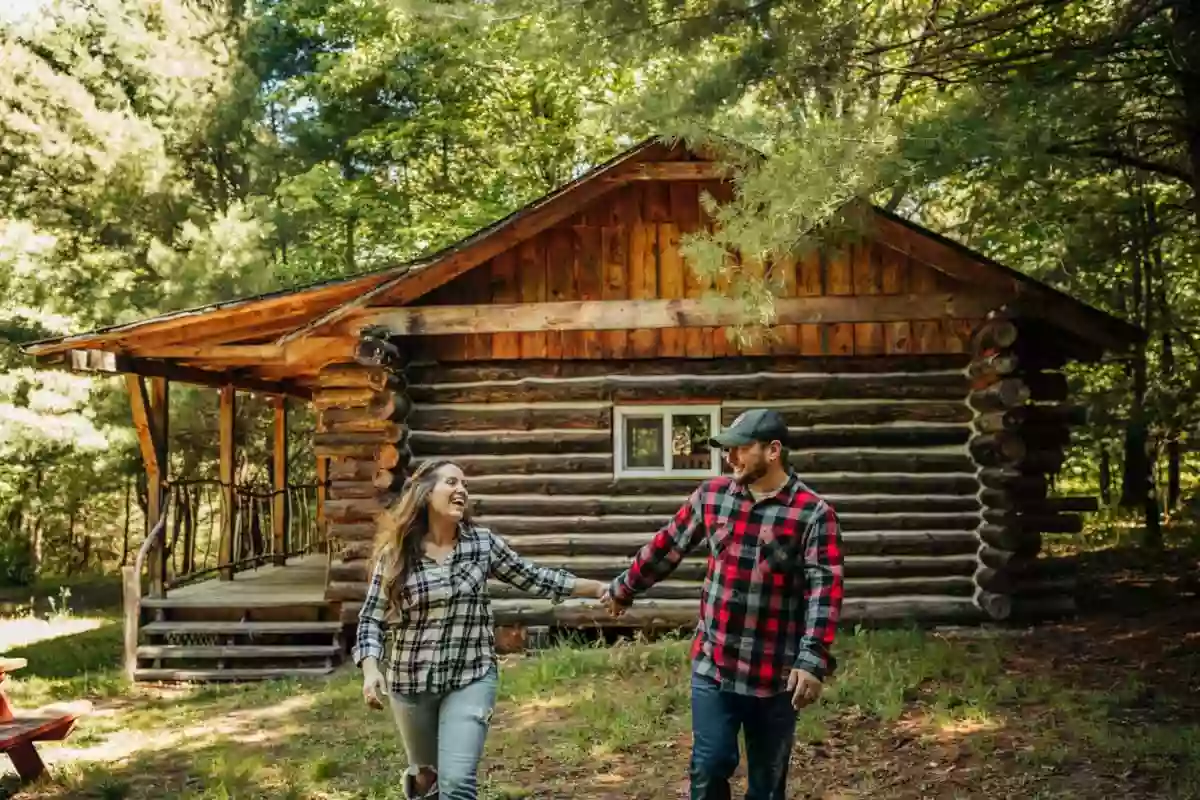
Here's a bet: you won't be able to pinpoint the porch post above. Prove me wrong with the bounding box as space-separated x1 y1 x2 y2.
148 377 169 594
218 384 236 581
272 395 289 566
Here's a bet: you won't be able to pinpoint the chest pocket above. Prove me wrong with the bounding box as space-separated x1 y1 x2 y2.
708 521 735 559
450 558 488 599
757 529 799 573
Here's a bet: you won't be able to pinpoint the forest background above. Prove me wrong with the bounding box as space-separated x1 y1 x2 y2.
1 0 1197 589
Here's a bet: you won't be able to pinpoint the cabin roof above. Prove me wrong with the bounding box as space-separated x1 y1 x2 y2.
23 136 1142 396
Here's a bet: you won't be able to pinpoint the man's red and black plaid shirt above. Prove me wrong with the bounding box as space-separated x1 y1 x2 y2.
608 472 844 697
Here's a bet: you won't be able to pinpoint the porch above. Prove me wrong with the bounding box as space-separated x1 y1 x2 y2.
131 553 343 683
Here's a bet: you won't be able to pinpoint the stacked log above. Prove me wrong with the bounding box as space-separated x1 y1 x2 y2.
339 354 989 627
966 316 1095 621
314 332 412 618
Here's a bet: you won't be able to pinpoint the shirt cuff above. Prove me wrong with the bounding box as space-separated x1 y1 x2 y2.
793 648 830 682
552 573 577 604
608 575 634 605
353 642 383 668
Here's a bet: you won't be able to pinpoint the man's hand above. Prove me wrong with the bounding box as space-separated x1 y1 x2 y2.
362 660 387 709
599 588 627 617
787 669 822 710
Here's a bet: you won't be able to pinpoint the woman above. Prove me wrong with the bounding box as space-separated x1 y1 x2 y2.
354 458 607 799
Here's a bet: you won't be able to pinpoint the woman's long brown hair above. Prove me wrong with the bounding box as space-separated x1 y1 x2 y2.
369 459 467 610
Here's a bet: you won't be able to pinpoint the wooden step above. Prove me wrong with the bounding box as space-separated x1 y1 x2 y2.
141 621 343 636
137 644 341 660
140 596 331 610
133 667 336 682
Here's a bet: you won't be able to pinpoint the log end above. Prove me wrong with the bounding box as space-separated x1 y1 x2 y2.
973 588 1012 620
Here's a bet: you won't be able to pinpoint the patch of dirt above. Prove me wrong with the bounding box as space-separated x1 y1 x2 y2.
486 544 1200 799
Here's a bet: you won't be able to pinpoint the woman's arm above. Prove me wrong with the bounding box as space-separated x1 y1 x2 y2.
487 530 600 602
353 556 389 672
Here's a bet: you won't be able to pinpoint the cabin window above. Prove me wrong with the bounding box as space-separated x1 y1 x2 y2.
612 405 722 478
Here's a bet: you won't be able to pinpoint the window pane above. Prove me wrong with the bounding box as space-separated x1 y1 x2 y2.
671 413 713 471
624 417 664 470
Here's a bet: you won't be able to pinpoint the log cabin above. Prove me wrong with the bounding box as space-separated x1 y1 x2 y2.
23 137 1142 681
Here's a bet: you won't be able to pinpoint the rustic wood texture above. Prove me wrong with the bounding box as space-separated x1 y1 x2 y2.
314 357 413 598
965 321 1091 622
412 181 990 361
297 355 991 628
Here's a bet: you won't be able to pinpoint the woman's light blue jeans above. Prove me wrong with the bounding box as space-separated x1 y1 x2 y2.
388 667 499 799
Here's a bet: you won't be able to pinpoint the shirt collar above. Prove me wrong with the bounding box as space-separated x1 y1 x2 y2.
730 470 801 503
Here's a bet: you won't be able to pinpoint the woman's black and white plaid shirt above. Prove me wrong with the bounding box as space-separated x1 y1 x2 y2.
353 524 576 695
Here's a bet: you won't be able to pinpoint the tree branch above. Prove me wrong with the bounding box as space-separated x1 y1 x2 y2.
1044 144 1193 184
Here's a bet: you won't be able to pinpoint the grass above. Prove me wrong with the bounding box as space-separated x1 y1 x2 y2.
0 608 1196 799
1 526 1198 799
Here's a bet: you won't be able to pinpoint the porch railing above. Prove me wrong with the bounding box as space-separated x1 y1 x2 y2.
158 479 323 590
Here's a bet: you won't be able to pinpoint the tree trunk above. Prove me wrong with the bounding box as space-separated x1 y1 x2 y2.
1099 448 1111 506
1170 0 1200 221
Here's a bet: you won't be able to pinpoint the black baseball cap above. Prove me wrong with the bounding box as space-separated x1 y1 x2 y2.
709 408 790 449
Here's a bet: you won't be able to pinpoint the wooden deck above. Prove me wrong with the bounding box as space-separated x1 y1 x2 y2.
132 554 344 683
149 553 329 608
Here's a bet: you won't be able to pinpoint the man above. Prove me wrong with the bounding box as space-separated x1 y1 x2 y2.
601 408 844 800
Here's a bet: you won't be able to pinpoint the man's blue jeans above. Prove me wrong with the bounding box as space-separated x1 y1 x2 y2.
689 672 797 800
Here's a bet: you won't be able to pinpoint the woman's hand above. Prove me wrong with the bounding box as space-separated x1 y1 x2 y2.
571 578 608 600
362 658 387 709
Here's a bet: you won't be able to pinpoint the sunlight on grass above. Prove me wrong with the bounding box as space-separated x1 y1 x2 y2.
0 623 1197 798
0 615 108 650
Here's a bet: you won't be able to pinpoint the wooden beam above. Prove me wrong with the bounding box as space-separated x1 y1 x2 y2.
57 349 311 398
272 397 289 566
146 378 168 597
218 385 236 581
346 294 997 337
605 161 730 181
124 375 160 482
129 336 354 367
316 455 328 554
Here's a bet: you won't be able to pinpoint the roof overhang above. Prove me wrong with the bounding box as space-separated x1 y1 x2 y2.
22 135 1142 393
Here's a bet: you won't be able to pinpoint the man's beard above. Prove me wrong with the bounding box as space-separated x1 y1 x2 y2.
734 461 768 485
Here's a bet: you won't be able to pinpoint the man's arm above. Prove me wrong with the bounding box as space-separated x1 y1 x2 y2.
607 485 707 606
794 502 844 682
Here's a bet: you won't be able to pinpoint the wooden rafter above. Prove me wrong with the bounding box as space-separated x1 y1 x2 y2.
55 349 312 398
124 375 161 481
127 336 355 367
23 273 387 357
604 161 730 181
870 210 1142 352
343 294 998 337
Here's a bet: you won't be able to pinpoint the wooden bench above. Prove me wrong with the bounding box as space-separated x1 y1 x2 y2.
0 657 90 783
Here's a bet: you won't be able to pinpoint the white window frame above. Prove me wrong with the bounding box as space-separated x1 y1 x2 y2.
612 404 723 479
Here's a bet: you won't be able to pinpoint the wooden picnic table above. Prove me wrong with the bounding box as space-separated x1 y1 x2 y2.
0 656 89 783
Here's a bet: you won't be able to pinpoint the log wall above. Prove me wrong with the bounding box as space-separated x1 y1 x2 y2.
314 334 413 622
966 317 1092 621
410 179 983 362
336 353 996 627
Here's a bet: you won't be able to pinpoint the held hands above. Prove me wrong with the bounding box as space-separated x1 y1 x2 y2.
598 587 627 617
787 668 823 710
